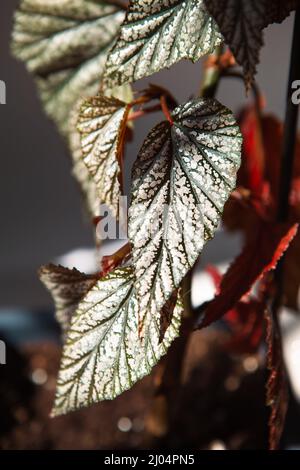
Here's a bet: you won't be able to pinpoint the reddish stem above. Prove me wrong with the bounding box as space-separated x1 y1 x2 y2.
101 243 131 276
129 94 153 108
160 95 174 125
127 104 162 121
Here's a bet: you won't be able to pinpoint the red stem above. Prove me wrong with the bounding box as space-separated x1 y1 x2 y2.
127 104 162 121
160 95 174 125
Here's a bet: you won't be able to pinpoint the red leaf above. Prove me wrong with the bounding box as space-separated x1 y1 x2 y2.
238 106 265 196
237 108 284 203
224 300 265 354
265 306 288 450
206 266 265 354
205 265 222 293
290 177 300 206
237 110 300 211
261 116 283 203
224 106 300 311
200 222 298 328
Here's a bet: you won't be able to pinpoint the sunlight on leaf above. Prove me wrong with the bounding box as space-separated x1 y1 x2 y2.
77 95 130 218
52 267 183 415
68 85 133 218
129 97 242 337
39 264 98 334
69 104 102 217
11 0 126 135
103 0 222 87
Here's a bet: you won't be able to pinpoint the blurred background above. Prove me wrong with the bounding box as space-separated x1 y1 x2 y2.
1 0 300 450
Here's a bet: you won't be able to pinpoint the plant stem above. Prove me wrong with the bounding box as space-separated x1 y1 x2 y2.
160 95 174 125
127 103 162 121
277 9 300 222
200 45 223 98
221 70 263 117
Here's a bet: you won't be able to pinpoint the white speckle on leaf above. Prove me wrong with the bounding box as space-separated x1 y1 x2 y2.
129 97 242 338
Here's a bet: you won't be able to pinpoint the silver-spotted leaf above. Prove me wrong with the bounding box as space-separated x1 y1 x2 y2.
39 264 98 334
103 0 222 87
77 95 130 218
128 98 242 337
69 84 133 218
11 0 126 135
52 267 182 415
69 104 102 217
204 0 266 90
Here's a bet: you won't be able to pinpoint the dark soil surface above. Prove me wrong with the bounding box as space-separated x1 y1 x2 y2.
0 329 270 450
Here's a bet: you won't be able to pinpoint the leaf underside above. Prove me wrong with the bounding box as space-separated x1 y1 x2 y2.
39 264 98 334
204 0 266 90
77 95 130 218
129 97 242 337
11 0 126 135
264 0 300 26
204 0 300 90
103 0 222 87
52 267 183 415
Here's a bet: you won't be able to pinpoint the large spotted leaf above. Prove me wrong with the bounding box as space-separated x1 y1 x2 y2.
77 95 130 218
103 0 222 87
11 0 126 135
52 267 182 415
204 0 266 90
129 98 242 337
39 264 98 334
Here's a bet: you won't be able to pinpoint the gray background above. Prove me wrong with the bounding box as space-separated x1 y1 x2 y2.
0 1 295 309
